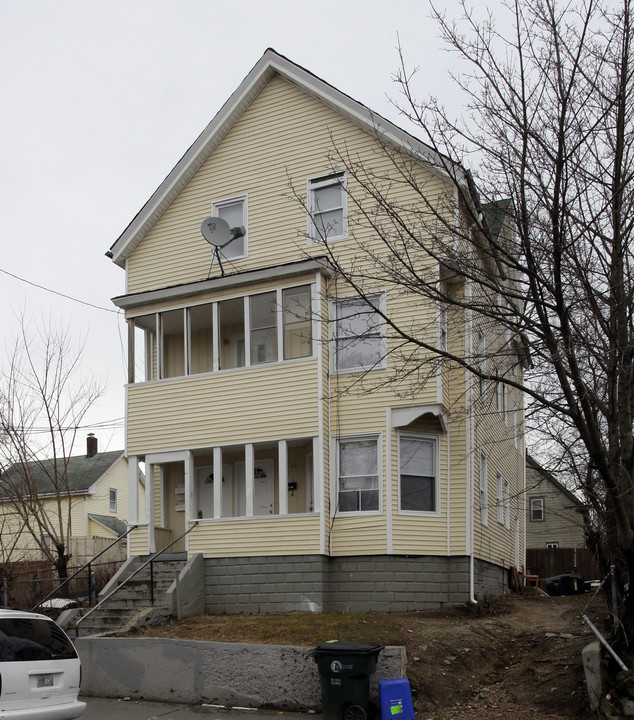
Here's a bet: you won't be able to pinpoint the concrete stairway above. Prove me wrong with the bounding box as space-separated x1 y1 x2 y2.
72 553 188 637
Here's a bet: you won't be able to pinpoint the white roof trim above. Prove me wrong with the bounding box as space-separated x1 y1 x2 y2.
391 404 449 432
113 257 333 310
108 48 459 268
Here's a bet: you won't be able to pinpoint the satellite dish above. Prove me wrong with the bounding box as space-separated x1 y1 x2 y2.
201 217 233 247
201 217 246 277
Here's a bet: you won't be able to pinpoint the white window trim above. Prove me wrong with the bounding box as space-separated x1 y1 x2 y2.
503 478 510 529
398 432 441 517
212 194 248 260
307 172 347 244
530 497 545 522
331 292 387 374
496 471 504 524
335 433 382 515
109 487 117 513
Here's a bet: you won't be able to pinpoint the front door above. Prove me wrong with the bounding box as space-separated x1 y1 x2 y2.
235 458 275 516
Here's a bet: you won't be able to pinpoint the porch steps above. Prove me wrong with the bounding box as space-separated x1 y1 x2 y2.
72 553 187 637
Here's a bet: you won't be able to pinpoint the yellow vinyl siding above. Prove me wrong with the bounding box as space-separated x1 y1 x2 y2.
188 515 320 557
330 514 387 555
127 75 448 295
127 360 319 455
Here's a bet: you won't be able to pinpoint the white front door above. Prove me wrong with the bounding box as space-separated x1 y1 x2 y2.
235 458 275 516
195 465 232 518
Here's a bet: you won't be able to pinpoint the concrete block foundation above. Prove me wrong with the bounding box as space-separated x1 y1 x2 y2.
203 555 506 614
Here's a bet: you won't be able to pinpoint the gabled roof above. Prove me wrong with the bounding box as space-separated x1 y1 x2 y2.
0 450 124 499
88 513 127 536
526 455 585 508
108 48 455 269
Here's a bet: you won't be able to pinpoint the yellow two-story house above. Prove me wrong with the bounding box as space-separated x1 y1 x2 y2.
108 49 526 612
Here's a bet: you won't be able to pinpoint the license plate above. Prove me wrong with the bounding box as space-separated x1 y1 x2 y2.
36 675 54 688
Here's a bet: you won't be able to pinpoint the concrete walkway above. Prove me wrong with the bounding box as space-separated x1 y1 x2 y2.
81 697 314 720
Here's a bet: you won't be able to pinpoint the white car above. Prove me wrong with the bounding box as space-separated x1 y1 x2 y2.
0 608 85 719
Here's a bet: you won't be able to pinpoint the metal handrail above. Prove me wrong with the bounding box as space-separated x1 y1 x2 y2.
31 525 138 611
74 521 198 637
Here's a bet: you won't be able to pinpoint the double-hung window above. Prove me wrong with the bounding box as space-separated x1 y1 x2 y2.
496 472 504 524
109 488 117 513
479 450 488 525
212 196 247 260
334 294 385 372
308 173 346 243
530 497 544 521
337 437 379 512
399 435 438 513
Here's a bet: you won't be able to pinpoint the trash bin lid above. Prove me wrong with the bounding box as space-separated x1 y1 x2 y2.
314 640 384 656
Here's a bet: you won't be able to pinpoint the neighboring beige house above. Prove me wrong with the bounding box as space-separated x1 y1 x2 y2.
0 435 145 565
526 455 586 550
107 49 526 612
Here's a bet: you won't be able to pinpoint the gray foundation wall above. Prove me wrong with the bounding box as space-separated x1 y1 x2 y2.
204 555 506 614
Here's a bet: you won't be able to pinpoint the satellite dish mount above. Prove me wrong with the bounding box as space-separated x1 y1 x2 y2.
200 217 246 277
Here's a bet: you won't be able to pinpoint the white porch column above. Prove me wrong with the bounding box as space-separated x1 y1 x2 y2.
213 446 223 518
312 436 321 513
245 443 254 517
184 450 194 526
278 440 288 515
128 455 139 525
146 463 155 553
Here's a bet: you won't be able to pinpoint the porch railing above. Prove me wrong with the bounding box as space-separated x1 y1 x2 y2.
31 525 137 612
74 521 198 637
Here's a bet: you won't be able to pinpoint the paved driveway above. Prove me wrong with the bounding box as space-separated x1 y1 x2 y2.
81 697 310 720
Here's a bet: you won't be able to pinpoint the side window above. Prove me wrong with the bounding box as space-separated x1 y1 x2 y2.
308 173 346 243
109 488 117 513
476 329 486 397
530 497 544 521
338 437 379 512
399 435 438 513
333 294 385 372
213 196 247 260
479 450 488 525
496 472 504 523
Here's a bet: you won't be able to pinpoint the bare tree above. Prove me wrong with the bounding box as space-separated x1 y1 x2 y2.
297 0 634 650
0 316 104 579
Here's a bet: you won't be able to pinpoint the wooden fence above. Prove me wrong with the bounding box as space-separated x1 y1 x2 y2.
526 547 601 581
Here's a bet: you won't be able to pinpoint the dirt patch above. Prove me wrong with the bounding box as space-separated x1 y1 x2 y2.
123 593 607 719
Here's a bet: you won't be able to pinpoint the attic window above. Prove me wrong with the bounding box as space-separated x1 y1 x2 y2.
213 196 247 260
308 173 346 243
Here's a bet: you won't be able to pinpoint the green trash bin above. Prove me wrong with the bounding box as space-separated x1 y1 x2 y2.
313 641 384 720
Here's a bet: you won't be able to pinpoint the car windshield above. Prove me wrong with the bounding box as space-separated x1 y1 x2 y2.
0 618 77 661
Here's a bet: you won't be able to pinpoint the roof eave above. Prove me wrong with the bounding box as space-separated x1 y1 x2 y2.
108 49 460 269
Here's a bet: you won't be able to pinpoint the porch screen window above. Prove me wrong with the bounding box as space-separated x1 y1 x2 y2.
399 435 437 512
283 285 312 359
161 309 185 378
338 438 379 512
218 297 245 369
188 303 213 374
334 295 384 371
250 291 278 364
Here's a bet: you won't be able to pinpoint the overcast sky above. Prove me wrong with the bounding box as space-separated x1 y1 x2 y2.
0 0 484 453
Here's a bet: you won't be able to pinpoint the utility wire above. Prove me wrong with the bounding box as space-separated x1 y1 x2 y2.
0 267 121 315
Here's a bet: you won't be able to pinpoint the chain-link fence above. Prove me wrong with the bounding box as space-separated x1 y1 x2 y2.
1 557 124 615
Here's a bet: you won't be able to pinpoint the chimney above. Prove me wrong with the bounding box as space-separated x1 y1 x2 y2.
86 434 98 458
